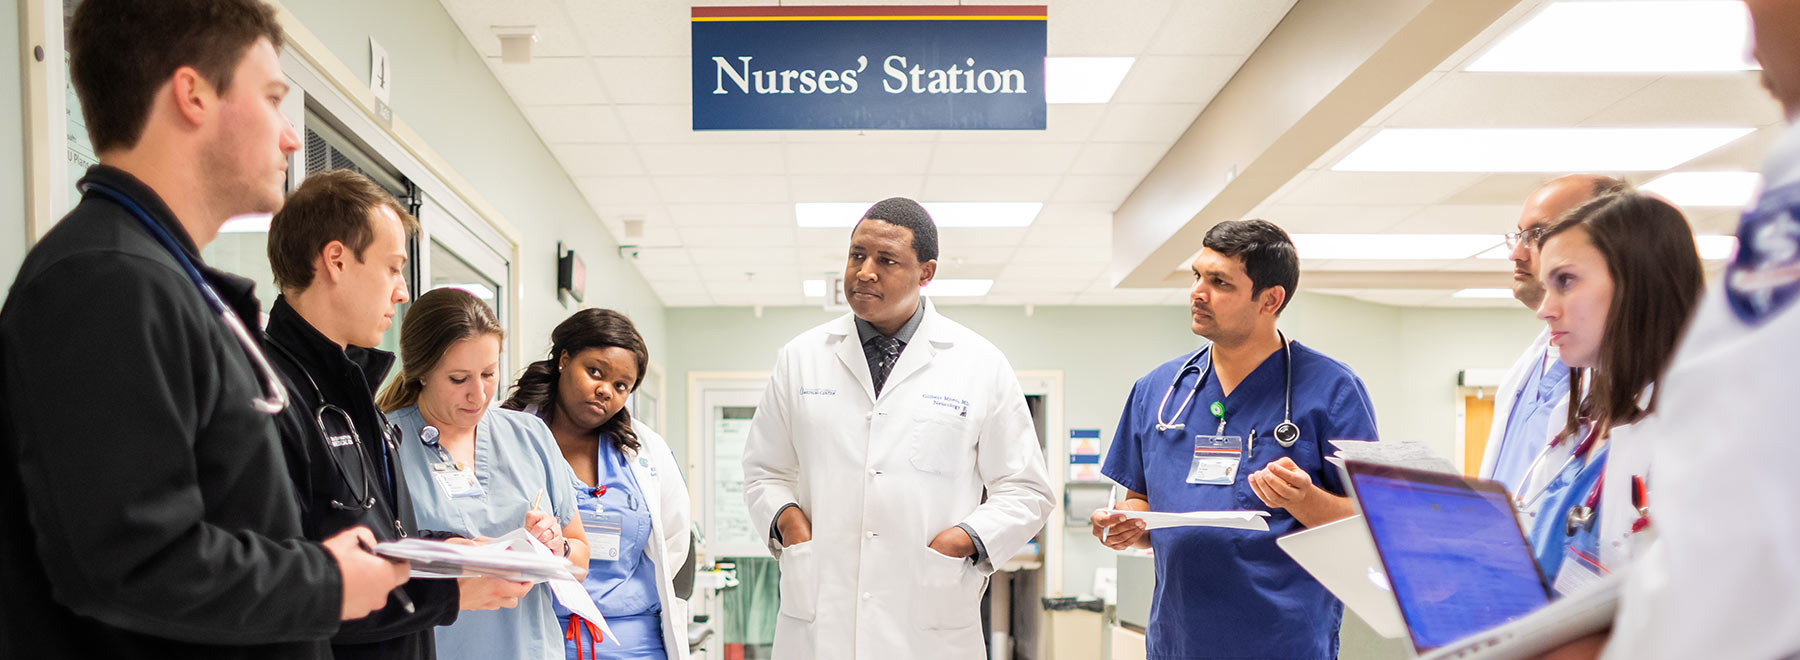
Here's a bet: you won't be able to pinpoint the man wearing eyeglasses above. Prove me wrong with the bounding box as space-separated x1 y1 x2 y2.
262 170 533 660
1479 175 1624 493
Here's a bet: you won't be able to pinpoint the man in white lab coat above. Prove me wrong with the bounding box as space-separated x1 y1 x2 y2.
742 197 1054 659
1480 175 1622 492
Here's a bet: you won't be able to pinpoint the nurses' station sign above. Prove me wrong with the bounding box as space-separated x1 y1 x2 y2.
691 5 1048 130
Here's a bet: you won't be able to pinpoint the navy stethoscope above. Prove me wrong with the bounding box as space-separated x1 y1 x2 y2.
80 180 288 415
1154 331 1300 448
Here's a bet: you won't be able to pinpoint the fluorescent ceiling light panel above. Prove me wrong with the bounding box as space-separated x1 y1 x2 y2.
1045 57 1135 104
1469 1 1758 73
220 213 272 234
795 202 1042 228
1290 234 1504 261
1453 288 1516 299
922 279 994 297
1696 235 1738 260
802 279 827 298
1642 171 1764 207
1334 128 1755 173
435 282 497 300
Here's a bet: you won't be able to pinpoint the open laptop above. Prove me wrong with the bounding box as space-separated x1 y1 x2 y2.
1275 515 1407 639
1343 460 1558 656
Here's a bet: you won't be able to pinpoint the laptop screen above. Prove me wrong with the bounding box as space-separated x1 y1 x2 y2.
1347 462 1551 652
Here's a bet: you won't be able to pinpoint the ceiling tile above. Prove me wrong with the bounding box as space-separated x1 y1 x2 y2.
1047 0 1176 55
1049 175 1143 203
654 293 715 307
551 144 643 177
949 105 1107 143
1582 73 1785 127
439 0 588 59
1110 55 1244 105
790 175 926 201
650 280 710 295
1257 204 1422 234
1023 224 1110 248
922 175 1060 201
939 228 1031 248
1437 173 1631 206
933 246 1019 266
635 264 704 282
591 57 692 105
678 225 798 249
1033 203 1113 225
1386 204 1520 234
1281 171 1486 205
523 105 630 143
997 261 1108 281
575 176 661 205
492 57 607 105
1146 0 1296 56
1383 73 1656 128
653 176 792 203
562 1 691 57
690 247 797 265
638 144 786 176
624 247 691 267
1090 104 1202 142
1069 142 1171 177
616 105 771 143
1680 123 1784 170
929 143 1083 176
990 277 1093 295
783 143 934 176
666 203 795 227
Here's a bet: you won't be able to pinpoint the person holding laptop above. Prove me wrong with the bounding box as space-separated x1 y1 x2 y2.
1517 190 1703 592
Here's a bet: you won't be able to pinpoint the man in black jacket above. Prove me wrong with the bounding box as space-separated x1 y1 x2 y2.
0 2 408 658
263 169 533 660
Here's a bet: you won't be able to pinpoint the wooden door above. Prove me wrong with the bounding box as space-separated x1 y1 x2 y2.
1463 395 1495 476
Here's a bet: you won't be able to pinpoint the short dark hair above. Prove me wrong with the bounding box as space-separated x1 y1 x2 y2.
68 0 285 154
268 170 419 291
1202 219 1300 314
857 197 939 262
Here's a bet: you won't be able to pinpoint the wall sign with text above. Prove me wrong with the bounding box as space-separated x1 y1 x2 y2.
691 5 1048 131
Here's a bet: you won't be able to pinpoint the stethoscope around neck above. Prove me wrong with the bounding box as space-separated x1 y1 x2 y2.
79 180 288 415
1154 331 1300 448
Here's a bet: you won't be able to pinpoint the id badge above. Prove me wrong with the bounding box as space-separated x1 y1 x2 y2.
583 510 624 561
1187 435 1244 485
1553 547 1607 596
429 462 482 498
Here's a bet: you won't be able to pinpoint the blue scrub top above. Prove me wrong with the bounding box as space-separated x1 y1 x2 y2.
556 437 666 660
1102 341 1379 660
391 405 577 660
1527 445 1608 588
1490 355 1570 493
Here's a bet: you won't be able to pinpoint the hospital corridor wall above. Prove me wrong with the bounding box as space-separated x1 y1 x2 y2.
2 5 26 296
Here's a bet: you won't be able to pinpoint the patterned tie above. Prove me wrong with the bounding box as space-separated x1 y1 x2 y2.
868 335 902 396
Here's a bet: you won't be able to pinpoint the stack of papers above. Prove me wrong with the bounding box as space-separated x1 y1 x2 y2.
1099 509 1270 531
1327 439 1458 476
375 531 617 646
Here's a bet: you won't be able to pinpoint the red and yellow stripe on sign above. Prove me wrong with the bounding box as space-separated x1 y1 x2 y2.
691 5 1047 22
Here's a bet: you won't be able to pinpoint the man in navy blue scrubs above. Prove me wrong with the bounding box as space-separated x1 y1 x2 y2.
1092 219 1378 660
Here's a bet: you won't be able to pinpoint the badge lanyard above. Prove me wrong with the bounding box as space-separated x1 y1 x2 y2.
1187 401 1245 485
1514 421 1602 512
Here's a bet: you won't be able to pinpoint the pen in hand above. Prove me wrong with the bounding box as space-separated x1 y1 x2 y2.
1102 485 1120 544
357 537 415 615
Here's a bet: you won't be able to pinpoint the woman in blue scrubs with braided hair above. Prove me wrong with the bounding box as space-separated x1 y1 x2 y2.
1092 219 1378 660
504 308 692 660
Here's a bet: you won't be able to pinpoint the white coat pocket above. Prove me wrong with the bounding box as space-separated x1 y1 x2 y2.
778 540 819 622
912 546 984 630
908 414 976 476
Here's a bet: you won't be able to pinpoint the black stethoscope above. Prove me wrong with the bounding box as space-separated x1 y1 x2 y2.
79 181 288 414
1153 331 1300 447
261 338 403 514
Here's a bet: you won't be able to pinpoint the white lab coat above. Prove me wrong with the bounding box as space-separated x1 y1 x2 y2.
1479 328 1556 481
742 301 1054 660
624 420 693 660
1602 122 1800 660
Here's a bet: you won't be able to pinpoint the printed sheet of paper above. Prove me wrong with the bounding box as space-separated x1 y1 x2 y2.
1329 439 1458 474
1100 509 1271 531
488 530 617 646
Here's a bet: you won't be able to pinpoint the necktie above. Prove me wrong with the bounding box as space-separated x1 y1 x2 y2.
869 335 902 395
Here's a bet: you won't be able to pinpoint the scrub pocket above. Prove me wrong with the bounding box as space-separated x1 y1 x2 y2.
909 414 976 476
912 546 984 630
778 540 819 622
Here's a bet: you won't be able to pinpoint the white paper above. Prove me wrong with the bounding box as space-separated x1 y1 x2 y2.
493 530 617 646
1100 509 1271 531
373 537 573 582
1329 439 1458 475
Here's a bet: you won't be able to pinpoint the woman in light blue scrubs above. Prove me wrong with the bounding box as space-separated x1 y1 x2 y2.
503 309 692 660
1520 191 1703 592
377 288 592 660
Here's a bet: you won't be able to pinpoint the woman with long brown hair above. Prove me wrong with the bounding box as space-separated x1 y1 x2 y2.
1518 190 1704 593
380 288 590 660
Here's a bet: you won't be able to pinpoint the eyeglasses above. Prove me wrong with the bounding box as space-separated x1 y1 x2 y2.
1503 226 1552 251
